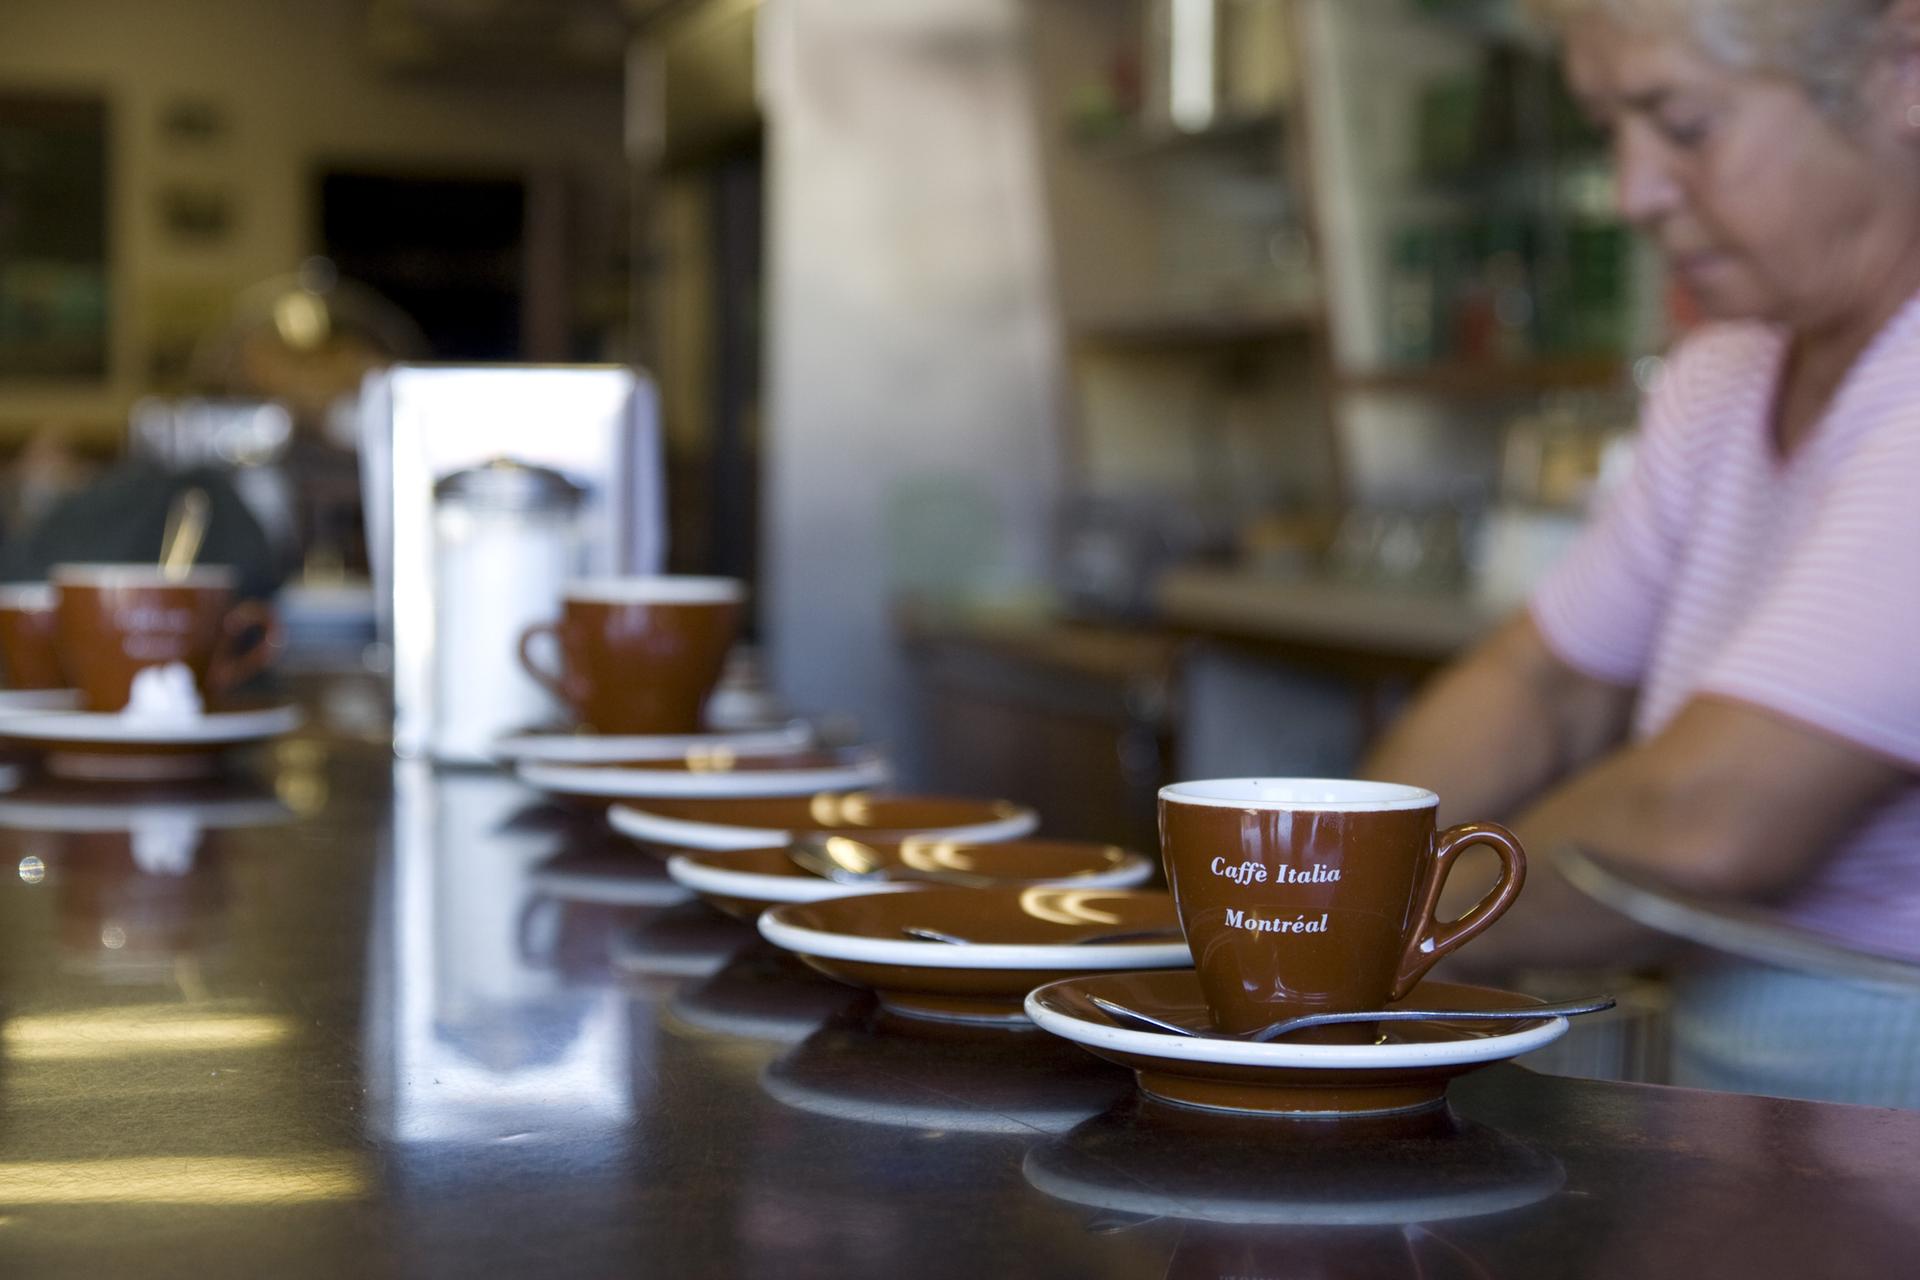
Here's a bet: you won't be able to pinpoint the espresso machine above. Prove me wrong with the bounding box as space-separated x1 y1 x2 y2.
358 364 666 762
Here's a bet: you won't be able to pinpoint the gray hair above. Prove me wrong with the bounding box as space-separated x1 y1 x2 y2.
1531 0 1898 114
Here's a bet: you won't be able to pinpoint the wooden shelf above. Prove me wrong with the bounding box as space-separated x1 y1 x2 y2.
1155 566 1504 664
1337 355 1625 398
1070 308 1319 349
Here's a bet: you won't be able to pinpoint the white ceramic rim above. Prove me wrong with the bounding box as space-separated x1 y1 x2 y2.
665 854 920 905
493 722 813 763
756 903 1192 971
0 689 81 715
1159 778 1438 812
516 753 890 799
52 563 235 588
760 1065 1096 1136
607 801 1040 852
1019 1148 1565 1227
565 576 745 605
0 704 303 744
665 849 1155 907
524 864 693 908
1023 977 1568 1069
0 583 54 609
0 796 293 832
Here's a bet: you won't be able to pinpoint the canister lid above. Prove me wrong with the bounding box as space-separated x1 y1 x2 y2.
434 457 585 512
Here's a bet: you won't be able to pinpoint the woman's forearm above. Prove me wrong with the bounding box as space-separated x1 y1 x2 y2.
1363 615 1626 826
1442 694 1911 976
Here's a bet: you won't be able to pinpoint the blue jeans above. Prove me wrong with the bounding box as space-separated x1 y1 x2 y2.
1670 959 1920 1109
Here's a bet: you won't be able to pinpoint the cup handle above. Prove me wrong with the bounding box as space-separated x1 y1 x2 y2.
207 601 283 697
1390 822 1528 999
518 621 570 702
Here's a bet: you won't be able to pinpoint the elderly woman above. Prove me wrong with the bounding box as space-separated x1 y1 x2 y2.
1363 0 1920 1104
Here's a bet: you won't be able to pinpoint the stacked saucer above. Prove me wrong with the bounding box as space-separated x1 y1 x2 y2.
666 838 1156 920
516 745 890 806
495 720 815 768
609 793 1039 854
758 887 1189 1025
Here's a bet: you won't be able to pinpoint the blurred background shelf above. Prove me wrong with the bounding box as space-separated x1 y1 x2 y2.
1338 354 1626 399
1155 565 1503 666
1069 307 1320 349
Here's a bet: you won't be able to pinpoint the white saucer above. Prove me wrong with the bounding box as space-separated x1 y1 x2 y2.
494 722 814 765
757 915 1190 972
0 704 304 780
1025 983 1567 1072
664 847 1156 912
0 689 82 717
667 853 915 908
608 802 1039 853
0 704 304 745
516 751 890 801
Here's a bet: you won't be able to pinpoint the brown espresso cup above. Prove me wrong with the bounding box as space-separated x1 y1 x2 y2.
518 577 745 735
0 583 65 690
1158 779 1526 1043
52 565 283 712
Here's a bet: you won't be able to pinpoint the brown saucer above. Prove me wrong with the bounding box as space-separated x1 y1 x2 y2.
608 792 1039 852
667 838 1156 920
758 888 1190 1024
1025 970 1569 1117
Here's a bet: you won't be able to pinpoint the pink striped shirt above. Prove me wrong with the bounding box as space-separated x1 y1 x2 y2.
1531 289 1920 962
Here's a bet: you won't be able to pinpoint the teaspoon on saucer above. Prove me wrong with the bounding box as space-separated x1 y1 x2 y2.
903 925 1185 947
787 834 1003 888
1088 994 1616 1044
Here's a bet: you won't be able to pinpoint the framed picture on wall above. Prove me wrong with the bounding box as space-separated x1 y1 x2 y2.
0 91 110 381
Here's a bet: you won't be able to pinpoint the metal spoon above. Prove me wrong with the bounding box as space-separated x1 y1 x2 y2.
160 487 211 581
902 925 1185 947
787 834 1003 888
1089 994 1617 1044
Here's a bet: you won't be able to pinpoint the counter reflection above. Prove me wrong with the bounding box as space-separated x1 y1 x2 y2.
363 763 637 1145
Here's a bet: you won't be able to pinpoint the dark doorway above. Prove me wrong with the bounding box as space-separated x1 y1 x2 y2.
704 144 762 594
318 170 526 359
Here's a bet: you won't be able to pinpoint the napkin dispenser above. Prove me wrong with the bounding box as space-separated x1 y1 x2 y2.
359 364 666 760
